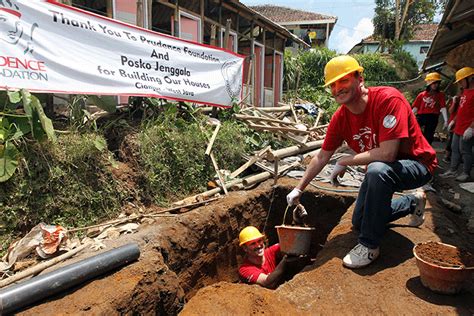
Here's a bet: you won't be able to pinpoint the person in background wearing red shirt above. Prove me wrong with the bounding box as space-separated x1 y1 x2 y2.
286 55 436 269
412 72 448 144
238 226 292 289
443 89 463 163
440 67 474 182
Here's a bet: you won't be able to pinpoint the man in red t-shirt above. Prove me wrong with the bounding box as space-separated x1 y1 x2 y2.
238 226 291 288
286 55 436 269
440 67 474 182
412 72 447 144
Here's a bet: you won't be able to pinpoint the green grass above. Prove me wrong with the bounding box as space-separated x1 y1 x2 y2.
138 114 249 203
0 132 127 255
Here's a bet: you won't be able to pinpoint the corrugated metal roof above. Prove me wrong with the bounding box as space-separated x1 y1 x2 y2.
423 0 474 69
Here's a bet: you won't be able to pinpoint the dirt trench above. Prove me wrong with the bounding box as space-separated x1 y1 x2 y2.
18 179 353 315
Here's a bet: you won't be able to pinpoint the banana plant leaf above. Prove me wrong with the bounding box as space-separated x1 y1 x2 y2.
0 142 20 182
87 95 117 113
31 96 56 142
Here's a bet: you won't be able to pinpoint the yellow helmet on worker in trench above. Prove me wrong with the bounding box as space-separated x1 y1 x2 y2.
239 226 264 246
324 55 364 87
455 67 474 83
425 72 441 84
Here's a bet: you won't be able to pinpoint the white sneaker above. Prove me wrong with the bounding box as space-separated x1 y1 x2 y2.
408 191 425 227
455 173 470 182
439 170 457 178
343 243 379 268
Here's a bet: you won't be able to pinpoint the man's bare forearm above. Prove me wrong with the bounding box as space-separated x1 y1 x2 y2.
296 149 333 191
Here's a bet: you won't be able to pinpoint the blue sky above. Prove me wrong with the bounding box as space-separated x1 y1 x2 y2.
241 0 376 53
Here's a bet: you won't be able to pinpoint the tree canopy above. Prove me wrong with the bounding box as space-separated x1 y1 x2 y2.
373 0 447 45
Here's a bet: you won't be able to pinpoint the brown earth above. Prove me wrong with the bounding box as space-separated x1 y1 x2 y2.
181 142 474 315
416 241 474 267
11 142 474 315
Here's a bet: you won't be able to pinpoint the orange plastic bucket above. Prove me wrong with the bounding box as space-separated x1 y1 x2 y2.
275 225 315 256
413 242 474 294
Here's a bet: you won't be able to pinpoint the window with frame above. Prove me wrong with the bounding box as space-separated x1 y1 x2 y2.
72 0 108 16
151 2 174 35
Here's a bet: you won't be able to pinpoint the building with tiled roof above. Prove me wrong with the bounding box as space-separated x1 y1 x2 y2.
250 5 337 48
349 24 438 69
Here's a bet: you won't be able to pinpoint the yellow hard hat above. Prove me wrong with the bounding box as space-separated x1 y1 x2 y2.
239 226 264 246
324 55 364 87
455 67 474 83
424 72 441 84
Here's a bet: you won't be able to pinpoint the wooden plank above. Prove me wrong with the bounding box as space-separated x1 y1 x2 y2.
205 123 221 156
235 114 297 126
248 124 311 135
309 123 329 131
290 103 300 123
247 123 307 144
209 152 228 195
251 105 291 112
230 146 271 178
242 160 300 187
266 140 324 161
302 109 324 143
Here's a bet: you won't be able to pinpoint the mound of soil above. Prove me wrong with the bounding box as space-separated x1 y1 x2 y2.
415 241 474 268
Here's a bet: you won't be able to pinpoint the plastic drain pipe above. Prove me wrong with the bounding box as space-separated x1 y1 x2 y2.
0 243 140 314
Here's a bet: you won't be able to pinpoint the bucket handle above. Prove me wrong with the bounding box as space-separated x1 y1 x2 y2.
282 204 299 226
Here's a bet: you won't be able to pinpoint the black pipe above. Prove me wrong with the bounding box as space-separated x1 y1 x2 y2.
0 243 140 315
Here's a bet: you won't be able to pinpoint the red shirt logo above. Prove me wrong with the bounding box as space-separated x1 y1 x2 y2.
352 126 377 152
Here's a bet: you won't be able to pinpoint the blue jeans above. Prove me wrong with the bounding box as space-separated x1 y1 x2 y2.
352 160 432 249
450 133 474 175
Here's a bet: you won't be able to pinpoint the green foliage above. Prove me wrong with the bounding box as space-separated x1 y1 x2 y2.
0 141 19 182
391 49 419 79
0 90 56 182
286 86 338 122
373 0 444 49
282 47 338 118
354 53 400 86
283 50 303 91
87 95 118 113
66 95 118 131
299 47 337 87
0 132 126 253
137 110 248 203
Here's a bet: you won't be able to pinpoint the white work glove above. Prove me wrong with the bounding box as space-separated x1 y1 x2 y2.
330 161 347 186
287 188 302 206
440 108 448 130
412 107 418 115
463 127 473 141
448 120 455 131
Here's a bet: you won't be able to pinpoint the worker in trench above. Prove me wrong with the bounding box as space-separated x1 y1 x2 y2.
237 226 298 289
287 55 437 269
